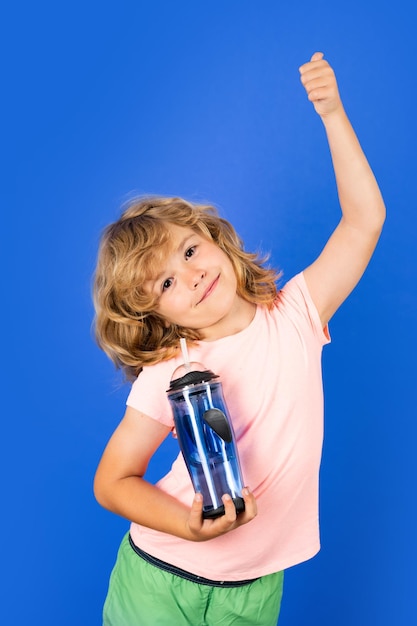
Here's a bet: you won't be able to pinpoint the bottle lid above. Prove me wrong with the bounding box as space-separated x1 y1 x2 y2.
168 367 218 391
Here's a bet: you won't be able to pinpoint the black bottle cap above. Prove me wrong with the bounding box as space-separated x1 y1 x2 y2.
168 369 218 391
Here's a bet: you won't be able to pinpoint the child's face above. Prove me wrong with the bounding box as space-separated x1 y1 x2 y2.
145 224 248 340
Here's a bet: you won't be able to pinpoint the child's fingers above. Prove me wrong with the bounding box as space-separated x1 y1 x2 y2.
299 52 327 77
241 486 258 520
299 61 337 102
303 75 333 97
221 494 239 523
310 51 324 62
187 492 204 532
187 489 257 540
300 63 333 86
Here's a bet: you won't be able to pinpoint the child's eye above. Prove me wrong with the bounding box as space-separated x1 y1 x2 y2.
162 278 173 291
185 246 196 259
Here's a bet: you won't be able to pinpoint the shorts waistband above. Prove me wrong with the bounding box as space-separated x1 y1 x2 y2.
128 534 259 588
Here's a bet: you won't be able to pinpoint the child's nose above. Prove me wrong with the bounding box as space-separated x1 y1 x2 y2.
190 270 206 289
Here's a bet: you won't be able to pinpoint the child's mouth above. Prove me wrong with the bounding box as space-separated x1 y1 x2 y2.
198 275 219 304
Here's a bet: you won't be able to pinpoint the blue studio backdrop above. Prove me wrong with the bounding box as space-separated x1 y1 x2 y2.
2 2 416 625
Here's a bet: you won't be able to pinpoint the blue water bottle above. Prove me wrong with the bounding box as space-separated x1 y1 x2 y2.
167 361 245 519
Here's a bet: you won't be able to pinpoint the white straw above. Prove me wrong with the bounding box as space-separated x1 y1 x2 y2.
180 337 191 372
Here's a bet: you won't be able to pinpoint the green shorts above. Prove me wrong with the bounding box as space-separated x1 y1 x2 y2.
103 533 284 626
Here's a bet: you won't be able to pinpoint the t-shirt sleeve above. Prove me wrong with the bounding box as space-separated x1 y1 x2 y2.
126 358 176 428
277 272 331 347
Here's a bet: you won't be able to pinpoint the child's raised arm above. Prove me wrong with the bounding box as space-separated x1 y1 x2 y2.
94 407 257 541
299 52 386 326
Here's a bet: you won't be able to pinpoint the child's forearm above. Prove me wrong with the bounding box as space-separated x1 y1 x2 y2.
95 474 257 542
95 475 196 539
321 106 386 233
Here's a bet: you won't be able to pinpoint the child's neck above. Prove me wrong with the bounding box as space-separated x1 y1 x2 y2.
200 297 256 342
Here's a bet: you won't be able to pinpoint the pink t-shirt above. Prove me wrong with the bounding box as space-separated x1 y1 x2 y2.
126 272 330 580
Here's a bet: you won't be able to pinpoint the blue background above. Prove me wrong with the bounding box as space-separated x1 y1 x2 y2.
2 1 416 624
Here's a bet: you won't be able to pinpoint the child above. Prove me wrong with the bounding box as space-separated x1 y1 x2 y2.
93 53 385 626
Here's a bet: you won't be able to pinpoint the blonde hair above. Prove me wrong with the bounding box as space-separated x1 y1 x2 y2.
93 196 281 380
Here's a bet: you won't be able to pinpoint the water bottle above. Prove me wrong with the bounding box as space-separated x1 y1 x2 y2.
167 361 245 519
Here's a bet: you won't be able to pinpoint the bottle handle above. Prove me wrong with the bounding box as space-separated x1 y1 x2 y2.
202 408 233 443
